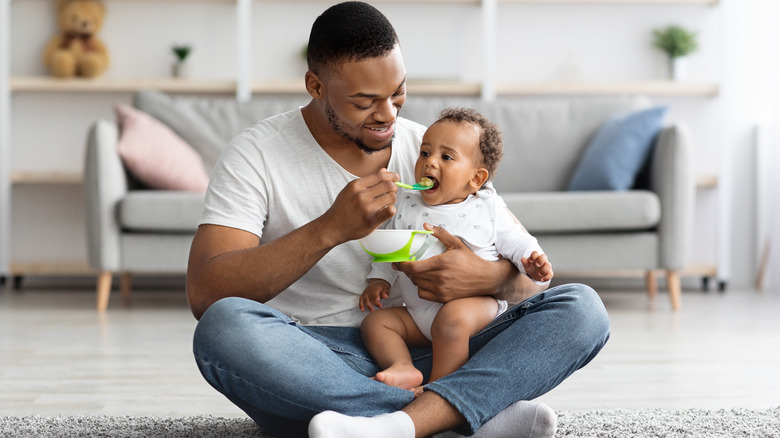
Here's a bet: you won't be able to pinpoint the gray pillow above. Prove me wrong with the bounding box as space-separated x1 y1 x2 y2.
133 90 308 173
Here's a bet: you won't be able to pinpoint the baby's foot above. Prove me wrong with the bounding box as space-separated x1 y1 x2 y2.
374 364 423 390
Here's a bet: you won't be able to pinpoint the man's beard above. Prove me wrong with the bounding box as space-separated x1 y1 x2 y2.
326 102 395 155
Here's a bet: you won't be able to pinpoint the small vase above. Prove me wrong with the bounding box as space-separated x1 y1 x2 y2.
171 61 189 78
668 57 685 81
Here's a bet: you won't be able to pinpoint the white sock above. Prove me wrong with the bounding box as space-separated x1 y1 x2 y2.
308 410 415 438
435 400 557 438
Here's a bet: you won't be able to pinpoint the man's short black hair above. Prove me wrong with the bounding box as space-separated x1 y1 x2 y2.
307 1 399 76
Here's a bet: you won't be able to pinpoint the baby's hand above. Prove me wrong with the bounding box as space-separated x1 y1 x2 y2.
521 251 553 282
359 279 391 312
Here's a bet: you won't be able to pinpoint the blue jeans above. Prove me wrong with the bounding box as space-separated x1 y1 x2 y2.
193 283 609 437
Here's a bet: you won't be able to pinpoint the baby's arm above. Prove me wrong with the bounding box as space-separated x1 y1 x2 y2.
360 262 398 312
359 278 391 312
521 251 553 282
494 205 553 285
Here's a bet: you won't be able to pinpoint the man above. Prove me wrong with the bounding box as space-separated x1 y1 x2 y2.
187 2 610 437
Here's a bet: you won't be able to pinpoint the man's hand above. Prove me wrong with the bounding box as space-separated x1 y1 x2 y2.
320 169 400 246
359 278 391 312
521 251 554 282
392 223 505 303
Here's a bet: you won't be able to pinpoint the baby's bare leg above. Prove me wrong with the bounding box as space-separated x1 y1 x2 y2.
361 307 430 390
429 297 499 382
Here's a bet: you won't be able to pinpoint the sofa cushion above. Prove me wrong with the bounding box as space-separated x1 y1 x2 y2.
134 91 309 174
567 106 667 191
115 104 210 193
502 190 661 233
119 191 204 232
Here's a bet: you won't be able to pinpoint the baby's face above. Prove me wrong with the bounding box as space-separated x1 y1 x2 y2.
415 120 485 205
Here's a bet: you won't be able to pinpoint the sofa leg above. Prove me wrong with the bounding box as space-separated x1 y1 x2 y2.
96 271 113 312
645 270 657 300
666 270 682 311
120 272 132 307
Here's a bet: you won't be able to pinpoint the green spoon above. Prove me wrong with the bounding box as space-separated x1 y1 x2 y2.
395 177 434 191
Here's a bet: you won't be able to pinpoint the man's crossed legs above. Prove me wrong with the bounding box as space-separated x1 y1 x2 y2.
193 283 610 437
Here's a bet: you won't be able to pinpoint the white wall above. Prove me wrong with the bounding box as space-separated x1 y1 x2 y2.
6 0 778 287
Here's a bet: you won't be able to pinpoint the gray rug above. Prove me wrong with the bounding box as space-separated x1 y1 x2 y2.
2 407 779 437
555 408 780 437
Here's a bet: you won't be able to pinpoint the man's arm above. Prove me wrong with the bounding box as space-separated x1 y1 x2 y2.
392 223 548 305
186 171 400 320
494 258 549 303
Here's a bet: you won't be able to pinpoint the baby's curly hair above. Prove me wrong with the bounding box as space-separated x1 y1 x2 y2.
435 108 504 179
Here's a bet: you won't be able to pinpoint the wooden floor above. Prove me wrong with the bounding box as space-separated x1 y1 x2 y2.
1 280 779 418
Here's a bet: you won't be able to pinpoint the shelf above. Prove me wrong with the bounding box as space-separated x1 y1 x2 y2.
11 76 718 97
10 76 237 94
250 79 306 94
251 78 482 95
496 81 719 97
10 262 93 276
11 171 83 185
10 76 483 96
696 174 718 189
408 79 482 96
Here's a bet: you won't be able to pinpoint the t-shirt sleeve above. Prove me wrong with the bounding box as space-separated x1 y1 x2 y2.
367 262 398 285
199 133 270 238
493 199 549 286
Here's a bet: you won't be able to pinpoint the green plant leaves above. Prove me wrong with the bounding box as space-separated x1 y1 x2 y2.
653 25 698 59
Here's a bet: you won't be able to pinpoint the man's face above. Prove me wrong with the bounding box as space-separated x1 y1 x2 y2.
321 46 407 154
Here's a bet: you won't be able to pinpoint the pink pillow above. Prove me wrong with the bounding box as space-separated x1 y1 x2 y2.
115 104 209 192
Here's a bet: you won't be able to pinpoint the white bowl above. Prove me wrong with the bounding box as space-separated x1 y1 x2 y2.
359 229 434 262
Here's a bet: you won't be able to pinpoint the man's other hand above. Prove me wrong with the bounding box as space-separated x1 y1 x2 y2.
392 223 499 303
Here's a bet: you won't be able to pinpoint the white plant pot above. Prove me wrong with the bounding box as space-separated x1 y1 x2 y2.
669 57 686 81
172 61 189 78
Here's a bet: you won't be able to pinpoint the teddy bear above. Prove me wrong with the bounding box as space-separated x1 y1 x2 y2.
43 0 109 78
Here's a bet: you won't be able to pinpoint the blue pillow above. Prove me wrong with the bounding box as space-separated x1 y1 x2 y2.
568 106 667 191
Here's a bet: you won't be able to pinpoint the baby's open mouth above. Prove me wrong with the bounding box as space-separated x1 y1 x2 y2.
424 176 439 191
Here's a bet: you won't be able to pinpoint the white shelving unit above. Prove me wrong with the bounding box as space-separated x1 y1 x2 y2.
0 0 721 284
0 0 256 282
0 0 10 287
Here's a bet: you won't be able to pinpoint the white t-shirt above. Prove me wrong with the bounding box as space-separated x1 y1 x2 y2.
199 108 426 326
368 187 546 340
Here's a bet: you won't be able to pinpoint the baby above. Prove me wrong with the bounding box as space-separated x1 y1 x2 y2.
359 108 553 393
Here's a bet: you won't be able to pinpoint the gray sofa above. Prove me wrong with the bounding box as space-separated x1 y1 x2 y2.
84 91 694 311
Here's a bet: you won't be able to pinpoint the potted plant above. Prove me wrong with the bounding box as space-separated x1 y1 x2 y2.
171 44 192 78
653 25 698 80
